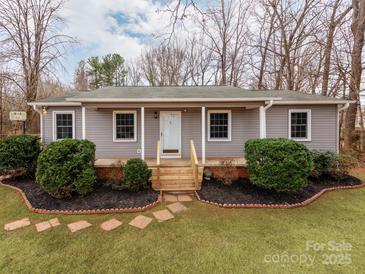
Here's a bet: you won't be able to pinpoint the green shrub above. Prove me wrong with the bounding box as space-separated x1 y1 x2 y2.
245 138 313 192
121 158 151 191
311 150 337 177
0 135 41 176
334 152 358 176
36 139 96 198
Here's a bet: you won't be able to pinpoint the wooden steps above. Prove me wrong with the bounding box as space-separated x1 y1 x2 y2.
151 166 203 191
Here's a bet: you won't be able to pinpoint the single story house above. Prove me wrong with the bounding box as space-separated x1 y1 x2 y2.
29 86 352 191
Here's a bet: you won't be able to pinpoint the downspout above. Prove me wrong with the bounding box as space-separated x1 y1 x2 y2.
260 99 274 139
336 103 350 153
338 102 350 112
32 105 43 143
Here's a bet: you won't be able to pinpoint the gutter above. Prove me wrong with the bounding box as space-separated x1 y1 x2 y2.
28 102 82 106
65 97 281 103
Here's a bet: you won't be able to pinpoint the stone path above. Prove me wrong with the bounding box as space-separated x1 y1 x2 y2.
67 220 92 233
4 218 31 231
163 193 194 202
100 219 122 231
4 193 192 233
153 209 174 222
167 202 187 214
35 218 60 232
129 215 153 229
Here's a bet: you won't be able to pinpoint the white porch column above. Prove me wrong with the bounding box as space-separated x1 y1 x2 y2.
82 106 86 139
40 112 43 143
141 106 145 160
259 106 266 139
202 106 206 164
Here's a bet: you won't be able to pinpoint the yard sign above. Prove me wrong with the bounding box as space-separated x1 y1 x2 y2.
9 111 27 121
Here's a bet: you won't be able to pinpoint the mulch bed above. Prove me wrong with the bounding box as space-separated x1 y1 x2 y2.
197 174 362 206
4 177 159 211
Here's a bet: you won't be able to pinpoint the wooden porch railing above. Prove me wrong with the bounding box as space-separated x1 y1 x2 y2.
156 140 161 188
190 140 199 189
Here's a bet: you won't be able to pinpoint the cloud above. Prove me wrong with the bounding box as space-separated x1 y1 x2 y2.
58 0 173 84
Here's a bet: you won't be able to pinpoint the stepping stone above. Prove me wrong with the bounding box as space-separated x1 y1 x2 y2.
35 221 52 232
4 218 31 231
177 194 193 202
164 194 178 202
167 202 187 214
100 219 122 231
49 218 60 227
67 220 92 233
129 215 152 229
153 209 174 222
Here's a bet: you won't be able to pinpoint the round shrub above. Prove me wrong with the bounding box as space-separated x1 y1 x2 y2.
245 138 313 192
0 135 41 176
122 158 151 191
36 139 96 198
311 150 337 178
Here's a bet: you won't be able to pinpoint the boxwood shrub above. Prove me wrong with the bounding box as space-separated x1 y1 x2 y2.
245 138 313 192
0 135 41 176
36 139 96 198
121 158 151 191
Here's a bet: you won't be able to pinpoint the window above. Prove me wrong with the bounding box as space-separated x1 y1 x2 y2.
113 110 137 142
289 109 311 141
208 110 231 141
53 111 75 141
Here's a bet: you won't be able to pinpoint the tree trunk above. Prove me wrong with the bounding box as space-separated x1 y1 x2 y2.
343 0 365 151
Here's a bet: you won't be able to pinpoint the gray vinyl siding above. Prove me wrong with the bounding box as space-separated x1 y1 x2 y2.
266 105 337 151
206 108 259 157
43 107 82 143
42 104 338 159
86 108 141 158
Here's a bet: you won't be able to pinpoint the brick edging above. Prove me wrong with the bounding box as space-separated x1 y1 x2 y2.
0 175 161 215
194 181 365 209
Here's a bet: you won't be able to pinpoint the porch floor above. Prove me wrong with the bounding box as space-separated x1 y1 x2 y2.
94 157 246 168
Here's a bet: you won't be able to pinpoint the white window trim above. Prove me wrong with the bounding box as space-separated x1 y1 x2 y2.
113 110 137 142
288 109 311 142
52 110 76 141
207 110 232 142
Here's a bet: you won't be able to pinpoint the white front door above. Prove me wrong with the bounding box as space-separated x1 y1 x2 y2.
160 111 181 157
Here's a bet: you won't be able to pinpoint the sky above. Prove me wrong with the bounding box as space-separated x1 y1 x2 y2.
58 0 176 85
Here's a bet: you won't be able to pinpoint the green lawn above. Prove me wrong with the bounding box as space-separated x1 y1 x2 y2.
1 171 365 274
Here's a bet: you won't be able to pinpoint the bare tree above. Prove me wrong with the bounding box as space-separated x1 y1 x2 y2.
140 41 190 86
74 60 88 90
321 0 352 96
0 0 74 129
344 0 365 150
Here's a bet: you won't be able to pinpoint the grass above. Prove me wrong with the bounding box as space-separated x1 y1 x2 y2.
1 170 365 274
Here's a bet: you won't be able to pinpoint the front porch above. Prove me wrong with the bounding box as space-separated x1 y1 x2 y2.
94 157 247 168
95 157 247 192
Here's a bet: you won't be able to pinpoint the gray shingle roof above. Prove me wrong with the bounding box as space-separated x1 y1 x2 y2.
29 86 352 105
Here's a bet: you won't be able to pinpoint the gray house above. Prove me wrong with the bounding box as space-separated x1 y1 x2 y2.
29 86 352 190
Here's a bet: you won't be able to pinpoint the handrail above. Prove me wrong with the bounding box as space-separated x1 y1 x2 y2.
156 140 161 166
156 140 161 188
190 140 199 189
